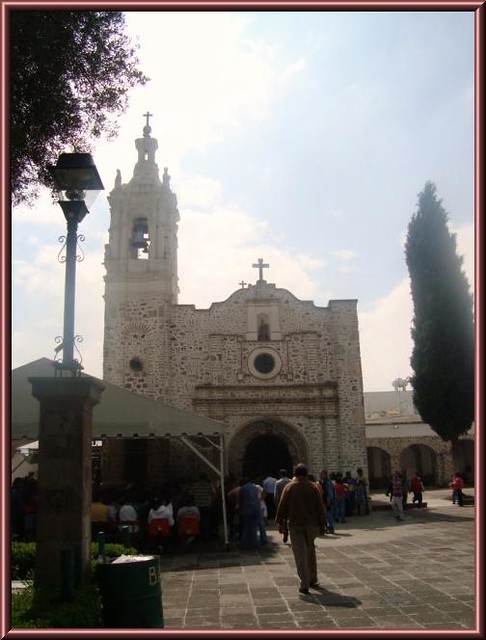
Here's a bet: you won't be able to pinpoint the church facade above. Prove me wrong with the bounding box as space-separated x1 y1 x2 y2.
102 119 368 485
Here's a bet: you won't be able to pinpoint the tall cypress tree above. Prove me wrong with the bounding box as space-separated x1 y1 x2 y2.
405 181 474 442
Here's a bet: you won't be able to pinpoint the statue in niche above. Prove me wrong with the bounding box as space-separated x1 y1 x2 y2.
258 318 270 341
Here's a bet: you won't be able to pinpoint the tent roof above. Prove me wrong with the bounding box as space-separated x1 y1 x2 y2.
11 358 225 439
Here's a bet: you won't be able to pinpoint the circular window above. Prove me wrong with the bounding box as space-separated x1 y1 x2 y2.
248 348 282 380
254 353 275 374
129 357 143 372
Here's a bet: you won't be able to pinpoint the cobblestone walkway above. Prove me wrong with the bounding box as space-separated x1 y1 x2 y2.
158 491 475 631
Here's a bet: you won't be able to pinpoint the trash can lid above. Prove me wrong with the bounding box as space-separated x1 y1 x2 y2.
111 555 155 564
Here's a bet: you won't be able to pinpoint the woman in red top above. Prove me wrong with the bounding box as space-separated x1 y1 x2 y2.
410 472 424 508
450 472 464 506
334 475 348 523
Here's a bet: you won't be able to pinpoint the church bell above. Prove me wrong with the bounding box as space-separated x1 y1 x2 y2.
131 221 150 253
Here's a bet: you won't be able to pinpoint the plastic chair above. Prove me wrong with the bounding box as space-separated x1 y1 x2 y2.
148 517 171 538
178 515 200 538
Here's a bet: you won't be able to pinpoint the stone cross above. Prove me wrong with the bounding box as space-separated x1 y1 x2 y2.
239 280 247 288
252 258 269 281
143 111 153 127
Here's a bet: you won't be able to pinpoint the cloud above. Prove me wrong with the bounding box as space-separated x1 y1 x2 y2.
283 56 308 78
178 202 328 308
359 279 414 392
332 250 356 261
452 222 474 292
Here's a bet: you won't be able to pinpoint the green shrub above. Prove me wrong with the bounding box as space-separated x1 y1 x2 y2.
11 541 138 627
11 542 137 580
11 582 103 628
91 542 137 561
11 542 36 580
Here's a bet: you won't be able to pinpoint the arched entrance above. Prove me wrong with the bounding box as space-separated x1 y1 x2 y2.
242 434 293 479
228 419 308 480
367 446 391 490
400 444 437 486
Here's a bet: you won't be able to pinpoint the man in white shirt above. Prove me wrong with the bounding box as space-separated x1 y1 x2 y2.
118 500 139 534
262 473 277 520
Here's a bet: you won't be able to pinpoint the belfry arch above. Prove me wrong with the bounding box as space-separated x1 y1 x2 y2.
227 419 309 479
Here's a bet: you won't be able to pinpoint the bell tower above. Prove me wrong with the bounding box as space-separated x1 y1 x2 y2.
103 115 179 394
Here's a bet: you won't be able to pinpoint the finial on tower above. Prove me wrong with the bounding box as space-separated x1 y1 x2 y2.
143 111 153 137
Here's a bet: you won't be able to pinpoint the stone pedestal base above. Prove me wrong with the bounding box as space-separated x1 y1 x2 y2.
29 376 105 592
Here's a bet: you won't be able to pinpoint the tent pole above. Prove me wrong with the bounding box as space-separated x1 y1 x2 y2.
220 433 229 550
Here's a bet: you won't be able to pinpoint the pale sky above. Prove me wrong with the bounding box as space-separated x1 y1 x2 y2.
11 11 475 392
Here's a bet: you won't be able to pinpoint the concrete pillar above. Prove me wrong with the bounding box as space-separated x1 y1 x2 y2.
29 376 105 592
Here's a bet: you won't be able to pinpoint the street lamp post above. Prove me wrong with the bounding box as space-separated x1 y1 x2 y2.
48 153 104 373
28 153 106 596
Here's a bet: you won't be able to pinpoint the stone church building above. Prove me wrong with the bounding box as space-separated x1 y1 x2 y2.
101 118 368 486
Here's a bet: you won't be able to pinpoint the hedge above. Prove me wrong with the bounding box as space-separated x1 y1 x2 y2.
11 542 138 628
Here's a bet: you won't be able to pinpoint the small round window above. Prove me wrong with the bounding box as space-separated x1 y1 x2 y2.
254 353 275 374
129 357 143 372
248 348 282 380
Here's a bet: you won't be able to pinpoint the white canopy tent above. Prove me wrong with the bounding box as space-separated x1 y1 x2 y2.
11 358 230 548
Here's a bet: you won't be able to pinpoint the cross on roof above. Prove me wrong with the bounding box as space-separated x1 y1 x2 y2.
239 280 247 289
143 111 153 127
252 258 269 282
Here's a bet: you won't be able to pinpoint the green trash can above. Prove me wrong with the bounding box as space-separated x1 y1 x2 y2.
96 555 164 628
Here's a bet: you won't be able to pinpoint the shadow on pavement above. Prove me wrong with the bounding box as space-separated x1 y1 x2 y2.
308 586 361 608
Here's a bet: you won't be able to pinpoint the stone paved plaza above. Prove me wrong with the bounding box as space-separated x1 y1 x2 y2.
158 489 476 631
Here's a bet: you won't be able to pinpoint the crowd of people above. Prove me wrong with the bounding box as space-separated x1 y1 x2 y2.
10 465 467 550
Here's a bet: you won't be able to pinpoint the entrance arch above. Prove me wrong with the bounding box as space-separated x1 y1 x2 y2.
400 444 437 486
367 446 391 490
242 434 292 479
228 419 308 480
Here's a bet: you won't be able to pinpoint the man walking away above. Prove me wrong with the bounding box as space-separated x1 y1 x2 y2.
319 469 335 533
276 463 327 594
275 469 291 542
390 471 405 521
262 472 277 520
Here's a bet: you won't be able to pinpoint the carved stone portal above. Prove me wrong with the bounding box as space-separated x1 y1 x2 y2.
227 419 309 478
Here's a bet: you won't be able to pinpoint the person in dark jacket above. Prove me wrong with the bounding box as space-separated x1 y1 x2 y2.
276 463 327 594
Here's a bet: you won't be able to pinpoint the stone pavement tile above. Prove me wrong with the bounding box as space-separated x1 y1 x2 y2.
220 584 248 593
366 617 422 629
257 613 296 626
220 614 259 627
337 587 377 598
422 623 470 629
163 618 185 628
255 604 290 614
297 620 340 629
358 606 404 618
359 599 396 610
331 617 378 628
331 577 363 586
259 622 299 629
184 616 222 627
222 606 256 616
220 591 252 601
249 587 282 598
440 595 474 609
408 611 458 624
162 608 186 617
